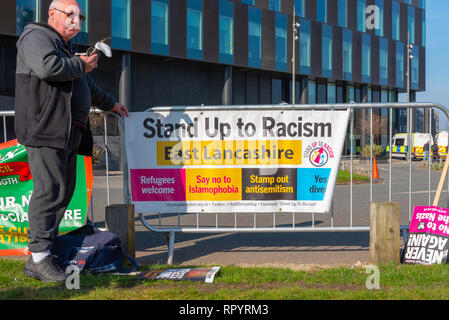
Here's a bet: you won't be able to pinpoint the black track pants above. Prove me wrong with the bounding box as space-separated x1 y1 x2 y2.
26 125 83 253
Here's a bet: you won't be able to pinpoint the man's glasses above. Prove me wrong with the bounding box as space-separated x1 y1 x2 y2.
52 8 86 22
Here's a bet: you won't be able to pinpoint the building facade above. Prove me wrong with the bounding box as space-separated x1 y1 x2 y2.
0 0 429 155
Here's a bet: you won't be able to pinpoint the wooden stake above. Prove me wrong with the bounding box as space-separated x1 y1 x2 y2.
370 202 400 265
105 204 136 259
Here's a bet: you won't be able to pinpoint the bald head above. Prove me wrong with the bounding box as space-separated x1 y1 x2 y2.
48 0 83 42
49 0 64 10
49 0 80 9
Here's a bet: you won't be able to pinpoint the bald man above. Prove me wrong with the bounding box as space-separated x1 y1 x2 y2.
15 0 128 282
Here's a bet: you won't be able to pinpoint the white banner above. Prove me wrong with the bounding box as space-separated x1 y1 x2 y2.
125 108 350 214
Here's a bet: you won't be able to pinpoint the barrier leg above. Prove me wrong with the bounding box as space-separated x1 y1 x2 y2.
165 231 175 265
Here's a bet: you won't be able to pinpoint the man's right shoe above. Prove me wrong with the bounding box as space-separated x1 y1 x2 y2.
23 255 69 283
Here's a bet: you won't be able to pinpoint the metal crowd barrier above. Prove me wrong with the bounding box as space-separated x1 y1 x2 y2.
2 102 449 265
107 102 449 264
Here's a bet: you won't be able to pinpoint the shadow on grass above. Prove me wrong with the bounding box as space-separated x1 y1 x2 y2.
0 272 144 300
0 260 207 300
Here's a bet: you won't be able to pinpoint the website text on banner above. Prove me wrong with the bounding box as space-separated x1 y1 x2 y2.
0 140 93 256
125 109 350 214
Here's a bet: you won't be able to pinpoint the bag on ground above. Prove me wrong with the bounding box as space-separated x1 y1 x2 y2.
50 224 140 273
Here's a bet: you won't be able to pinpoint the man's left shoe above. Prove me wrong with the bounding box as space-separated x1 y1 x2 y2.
23 255 69 283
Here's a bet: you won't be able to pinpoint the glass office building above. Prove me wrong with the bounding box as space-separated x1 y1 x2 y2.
0 0 428 154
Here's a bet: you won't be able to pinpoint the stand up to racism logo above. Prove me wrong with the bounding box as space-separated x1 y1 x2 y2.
304 141 335 167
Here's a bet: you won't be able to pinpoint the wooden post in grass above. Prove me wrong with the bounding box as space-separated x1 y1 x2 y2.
370 202 400 265
105 204 135 259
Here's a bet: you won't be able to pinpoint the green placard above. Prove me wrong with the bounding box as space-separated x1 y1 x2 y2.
0 140 92 255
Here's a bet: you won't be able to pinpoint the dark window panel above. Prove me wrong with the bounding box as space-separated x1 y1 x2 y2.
186 63 205 106
170 62 188 105
41 0 52 22
232 68 246 104
254 0 268 10
131 53 154 110
384 0 392 39
371 35 379 85
388 39 396 88
0 1 16 35
415 8 422 47
281 78 290 103
234 2 248 66
419 46 425 91
310 21 322 77
204 0 219 62
316 81 326 104
332 26 342 80
261 9 275 70
153 61 172 106
305 0 316 21
400 2 408 43
246 70 260 104
169 0 187 58
89 0 111 44
352 31 361 83
271 78 282 103
259 71 272 103
132 0 152 53
281 0 293 15
0 39 17 97
347 0 357 30
204 66 224 105
327 0 337 26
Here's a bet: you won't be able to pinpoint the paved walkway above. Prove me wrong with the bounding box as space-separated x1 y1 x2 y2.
133 229 371 270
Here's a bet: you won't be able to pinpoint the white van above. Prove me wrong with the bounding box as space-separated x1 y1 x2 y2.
387 133 433 160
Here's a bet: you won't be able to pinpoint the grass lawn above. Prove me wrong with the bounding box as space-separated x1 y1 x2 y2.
337 170 370 184
1 260 448 300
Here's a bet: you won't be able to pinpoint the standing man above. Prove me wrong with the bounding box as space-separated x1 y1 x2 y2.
15 0 128 282
431 141 440 163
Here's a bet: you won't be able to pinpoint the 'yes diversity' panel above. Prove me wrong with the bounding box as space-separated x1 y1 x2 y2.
125 108 349 214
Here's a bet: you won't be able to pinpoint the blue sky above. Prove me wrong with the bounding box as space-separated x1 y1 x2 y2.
399 0 449 130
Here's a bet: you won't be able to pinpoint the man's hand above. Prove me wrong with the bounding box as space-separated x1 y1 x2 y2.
110 102 129 118
79 54 98 73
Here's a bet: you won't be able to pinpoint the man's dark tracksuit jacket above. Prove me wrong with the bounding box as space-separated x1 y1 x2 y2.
15 23 115 155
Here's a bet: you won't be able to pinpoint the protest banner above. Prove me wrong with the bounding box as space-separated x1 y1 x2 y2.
125 108 349 214
0 140 93 256
403 206 449 265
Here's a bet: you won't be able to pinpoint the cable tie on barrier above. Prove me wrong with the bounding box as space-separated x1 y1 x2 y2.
104 144 112 156
280 103 287 114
